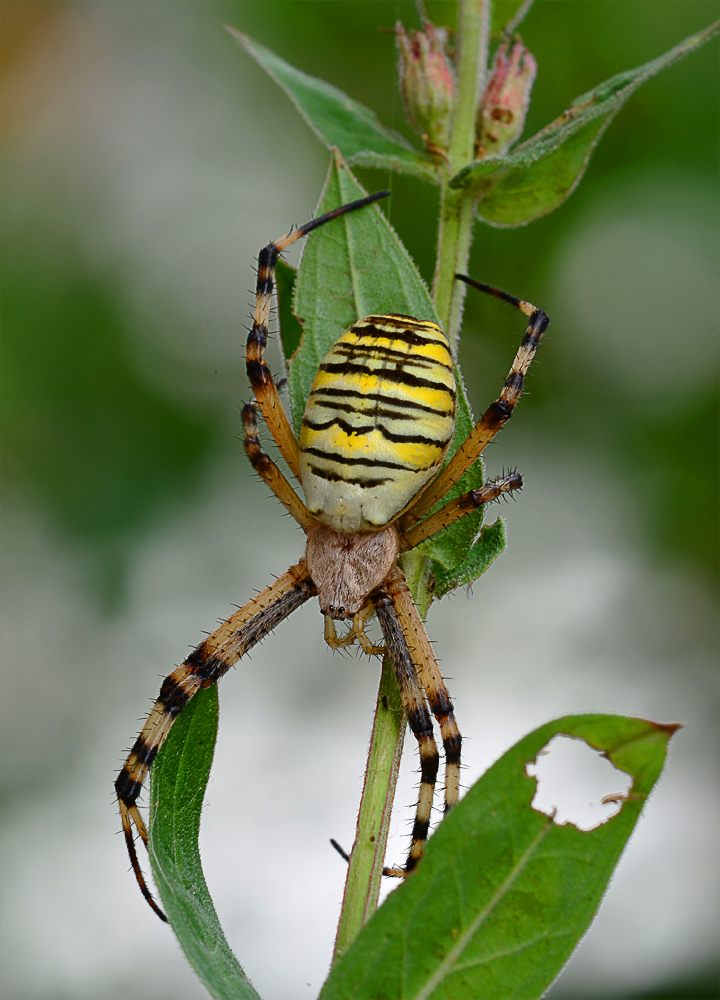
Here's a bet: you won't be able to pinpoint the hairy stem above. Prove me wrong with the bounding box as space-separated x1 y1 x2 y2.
332 655 405 962
332 0 490 962
433 0 490 349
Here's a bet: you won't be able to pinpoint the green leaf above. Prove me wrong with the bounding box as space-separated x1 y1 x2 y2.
226 27 437 183
432 515 506 598
289 151 439 430
289 151 483 575
149 686 262 1000
450 20 720 226
320 714 678 1000
275 258 303 361
416 377 485 572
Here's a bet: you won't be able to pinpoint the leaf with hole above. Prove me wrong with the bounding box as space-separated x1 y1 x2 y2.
227 28 437 182
320 714 677 1000
450 20 720 226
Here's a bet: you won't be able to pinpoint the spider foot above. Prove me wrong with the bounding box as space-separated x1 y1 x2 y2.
381 865 409 878
331 839 410 879
330 838 351 863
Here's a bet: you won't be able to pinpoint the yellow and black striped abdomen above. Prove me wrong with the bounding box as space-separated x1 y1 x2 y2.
300 314 456 532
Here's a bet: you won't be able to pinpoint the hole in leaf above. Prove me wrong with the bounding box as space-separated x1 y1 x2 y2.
526 735 633 831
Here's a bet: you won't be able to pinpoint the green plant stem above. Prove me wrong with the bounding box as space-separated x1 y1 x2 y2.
332 0 491 964
433 0 490 348
332 655 406 963
399 547 435 619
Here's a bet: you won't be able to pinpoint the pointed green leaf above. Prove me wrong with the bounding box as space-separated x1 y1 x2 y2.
227 27 437 183
289 151 484 574
320 714 678 1000
450 20 720 226
149 686 262 1000
289 152 439 429
432 515 507 598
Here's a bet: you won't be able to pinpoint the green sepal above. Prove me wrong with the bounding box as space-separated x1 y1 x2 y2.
274 258 303 361
432 515 507 598
490 0 534 37
148 686 261 1000
320 714 678 1000
450 20 720 226
226 28 437 183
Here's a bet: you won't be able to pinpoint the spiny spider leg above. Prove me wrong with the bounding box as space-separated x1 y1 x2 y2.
116 564 315 921
384 566 463 816
247 190 390 482
400 472 523 550
243 402 314 529
406 279 549 521
373 585 439 876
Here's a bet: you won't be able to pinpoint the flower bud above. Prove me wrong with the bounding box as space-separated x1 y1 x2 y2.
478 40 537 157
396 19 455 149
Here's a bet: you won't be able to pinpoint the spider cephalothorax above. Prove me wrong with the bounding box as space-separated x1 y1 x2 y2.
305 522 400 619
115 191 548 921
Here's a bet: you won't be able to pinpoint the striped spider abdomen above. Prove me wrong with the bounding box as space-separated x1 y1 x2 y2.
299 314 456 533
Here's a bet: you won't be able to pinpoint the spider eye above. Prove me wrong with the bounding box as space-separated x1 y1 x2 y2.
338 605 345 615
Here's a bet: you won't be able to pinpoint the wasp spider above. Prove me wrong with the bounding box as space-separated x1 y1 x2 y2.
116 191 549 921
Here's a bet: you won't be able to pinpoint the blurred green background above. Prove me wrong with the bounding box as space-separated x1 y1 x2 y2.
1 3 718 999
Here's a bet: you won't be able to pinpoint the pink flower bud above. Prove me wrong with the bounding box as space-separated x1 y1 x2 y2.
478 40 537 157
396 19 455 149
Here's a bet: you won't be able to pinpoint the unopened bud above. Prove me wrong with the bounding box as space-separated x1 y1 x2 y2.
478 40 537 157
396 19 455 149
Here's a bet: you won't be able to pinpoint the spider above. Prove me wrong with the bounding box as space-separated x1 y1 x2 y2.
115 190 549 922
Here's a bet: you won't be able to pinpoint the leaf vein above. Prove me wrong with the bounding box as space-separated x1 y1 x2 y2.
412 818 554 1000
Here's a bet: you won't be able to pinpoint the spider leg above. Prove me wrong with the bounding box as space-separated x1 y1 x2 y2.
373 585 439 876
247 190 390 482
405 279 549 521
243 402 314 530
400 472 523 549
116 563 315 920
384 566 462 815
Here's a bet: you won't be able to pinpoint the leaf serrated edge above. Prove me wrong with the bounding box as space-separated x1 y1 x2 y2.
476 113 620 227
450 18 720 195
433 516 507 597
